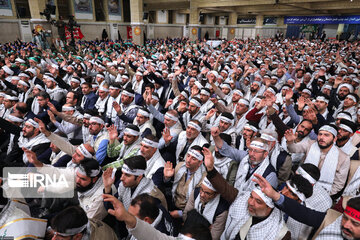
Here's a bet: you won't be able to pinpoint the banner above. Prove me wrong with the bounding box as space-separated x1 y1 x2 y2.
127 26 132 39
0 0 12 9
206 40 222 48
65 26 84 40
300 25 318 33
108 0 121 20
285 15 360 24
73 0 93 20
74 0 92 13
0 0 13 16
264 17 277 25
237 17 256 25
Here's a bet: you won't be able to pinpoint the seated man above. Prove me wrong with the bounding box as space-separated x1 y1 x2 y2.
35 117 95 168
104 124 141 170
286 163 332 239
74 158 108 220
139 134 165 186
162 120 208 165
87 116 109 165
254 174 360 240
48 205 117 240
211 127 277 191
48 104 83 145
134 107 156 137
80 82 98 110
284 124 350 195
147 103 183 147
35 91 61 125
162 145 207 219
103 155 167 210
127 193 174 239
210 112 236 146
8 118 50 167
202 147 290 240
183 177 229 240
260 129 292 185
25 149 108 221
103 194 212 240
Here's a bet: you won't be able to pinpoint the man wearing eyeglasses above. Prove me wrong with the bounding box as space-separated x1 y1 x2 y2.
211 127 277 191
87 116 109 165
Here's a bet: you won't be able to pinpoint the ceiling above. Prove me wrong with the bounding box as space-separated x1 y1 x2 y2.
144 0 360 17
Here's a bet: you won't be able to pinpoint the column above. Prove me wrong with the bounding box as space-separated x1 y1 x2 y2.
28 0 47 20
255 15 264 38
189 6 199 41
277 16 286 37
227 12 237 40
337 24 344 39
130 0 144 45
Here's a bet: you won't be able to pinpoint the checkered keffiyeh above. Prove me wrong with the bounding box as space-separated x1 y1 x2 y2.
117 177 157 210
234 156 271 191
221 191 285 240
343 166 360 197
316 214 344 240
287 184 332 239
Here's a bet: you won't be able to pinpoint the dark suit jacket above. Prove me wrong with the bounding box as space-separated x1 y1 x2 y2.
81 91 98 110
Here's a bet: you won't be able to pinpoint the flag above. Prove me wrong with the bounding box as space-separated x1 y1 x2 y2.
65 26 84 40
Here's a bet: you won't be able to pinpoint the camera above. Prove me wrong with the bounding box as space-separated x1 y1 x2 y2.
40 4 56 22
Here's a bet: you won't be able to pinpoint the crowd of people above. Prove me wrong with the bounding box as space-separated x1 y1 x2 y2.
0 35 360 240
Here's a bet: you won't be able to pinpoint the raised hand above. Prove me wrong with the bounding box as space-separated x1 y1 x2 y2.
106 124 118 144
202 147 214 171
163 161 175 180
211 126 220 138
103 194 132 223
177 101 188 113
284 129 297 143
253 173 280 201
112 101 122 115
205 108 217 120
334 76 343 88
34 118 50 137
47 110 56 123
165 99 173 109
304 108 318 123
162 127 173 145
22 147 43 168
265 96 276 108
145 93 152 106
257 98 267 110
297 96 305 110
47 102 58 114
285 89 293 101
191 86 199 97
169 210 181 218
102 168 115 193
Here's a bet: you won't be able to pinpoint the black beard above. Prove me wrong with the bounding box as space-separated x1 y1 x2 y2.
337 135 350 143
338 95 346 101
76 181 94 193
296 131 305 139
318 142 333 149
250 88 257 93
